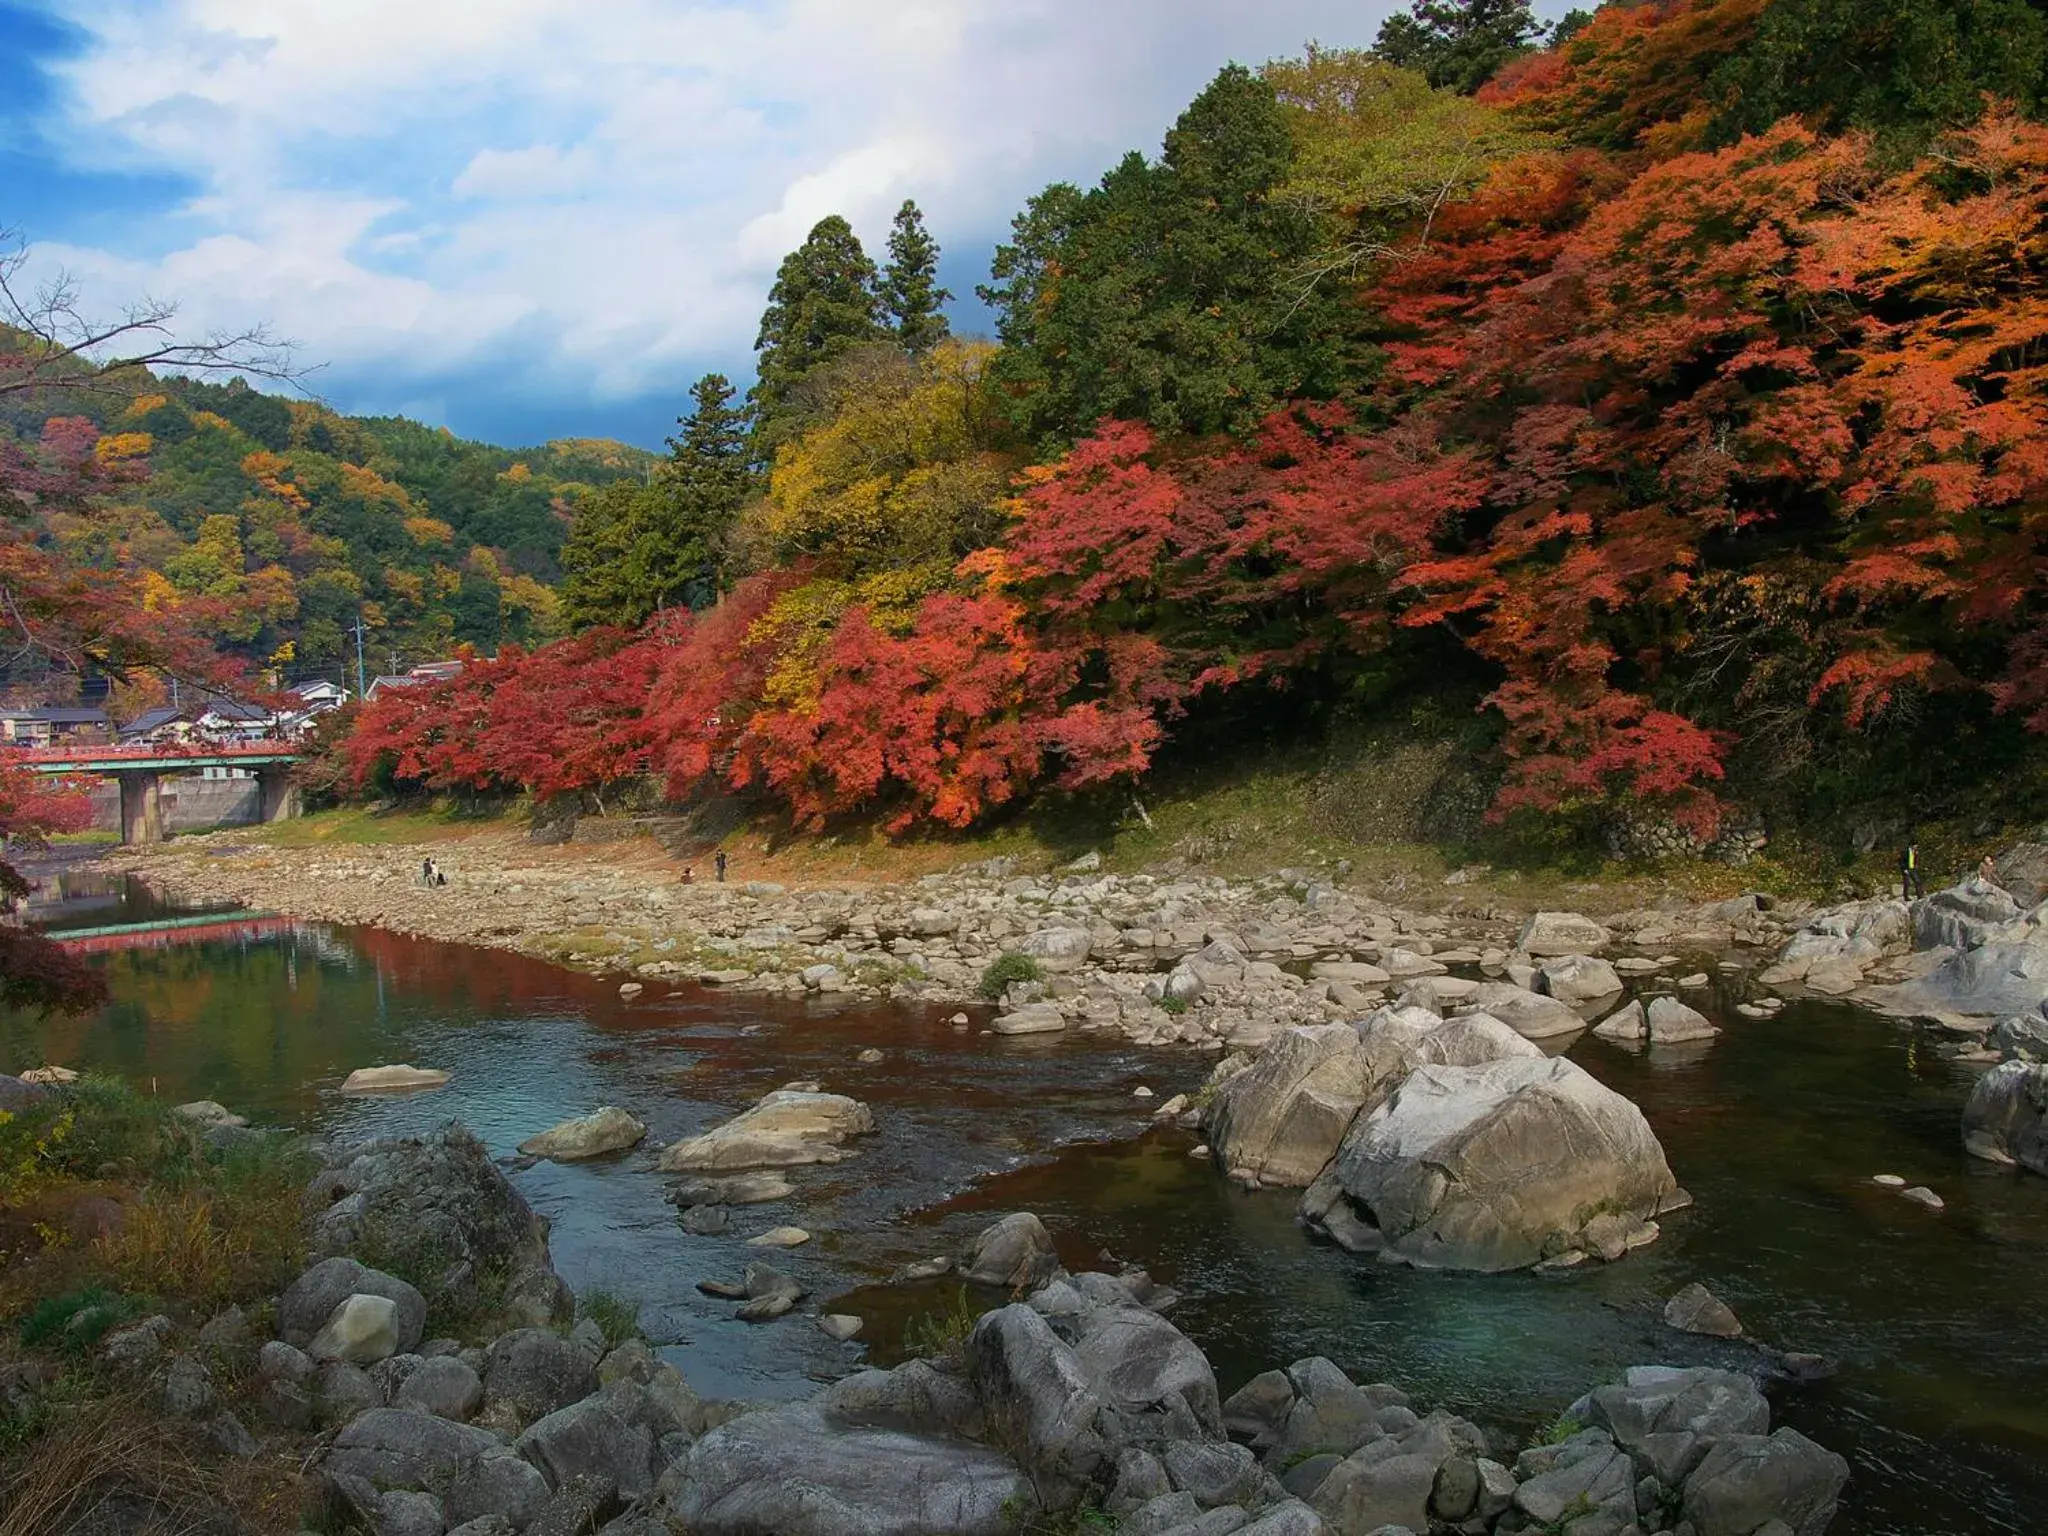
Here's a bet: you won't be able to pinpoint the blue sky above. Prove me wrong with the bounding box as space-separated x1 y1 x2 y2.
3 1 1574 450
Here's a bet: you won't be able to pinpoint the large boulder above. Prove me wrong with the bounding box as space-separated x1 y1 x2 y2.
1995 841 2048 906
1962 1060 2048 1175
1648 996 1720 1044
320 1406 500 1491
959 1212 1060 1289
309 1125 565 1325
517 1107 646 1161
1991 1011 2048 1062
656 1089 875 1171
515 1391 659 1499
1519 912 1612 957
1421 1013 1543 1067
1871 931 2048 1019
1461 983 1588 1041
1913 879 2023 951
1305 1056 1681 1271
1019 928 1095 973
966 1304 1109 1511
1566 1365 1770 1487
1207 1024 1419 1187
669 1402 1033 1535
1761 900 1909 988
1682 1429 1850 1536
1535 955 1624 1005
278 1259 426 1356
483 1328 600 1426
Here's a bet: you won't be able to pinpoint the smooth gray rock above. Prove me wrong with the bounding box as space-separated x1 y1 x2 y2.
1648 996 1720 1044
1519 912 1613 956
1568 1365 1771 1487
1313 1413 1486 1534
396 1354 484 1421
1594 999 1647 1041
671 1401 1033 1535
1208 1024 1416 1188
1232 1501 1328 1536
657 1089 874 1171
517 1393 657 1499
1511 1433 1635 1530
1222 1368 1294 1450
517 1106 646 1161
1990 1011 2048 1062
0 1074 49 1113
1682 1428 1850 1536
484 1329 600 1426
1536 955 1624 1004
322 1406 502 1491
312 1360 382 1426
1962 1060 2048 1174
444 1448 551 1530
817 1358 985 1440
1314 1056 1680 1271
966 1303 1108 1511
1664 1282 1744 1339
277 1259 426 1355
1913 879 2022 951
959 1211 1059 1289
1463 983 1587 1041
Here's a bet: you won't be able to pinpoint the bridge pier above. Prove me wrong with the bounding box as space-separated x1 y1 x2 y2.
115 771 165 845
258 766 301 824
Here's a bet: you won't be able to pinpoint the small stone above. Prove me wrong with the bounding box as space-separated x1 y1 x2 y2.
950 1013 970 1026
1663 1282 1744 1339
1873 1174 1907 1188
746 1226 811 1248
697 1279 748 1299
679 1205 730 1236
736 1293 794 1322
1190 1144 1212 1159
855 1047 884 1064
1679 972 1710 988
1900 1185 1945 1210
818 1314 863 1341
1133 1086 1154 1098
619 981 644 999
340 1064 450 1093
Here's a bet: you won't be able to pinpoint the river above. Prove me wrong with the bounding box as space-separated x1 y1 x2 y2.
4 866 2043 1535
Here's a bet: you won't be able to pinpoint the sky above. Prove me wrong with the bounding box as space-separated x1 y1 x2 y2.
2 1 1572 450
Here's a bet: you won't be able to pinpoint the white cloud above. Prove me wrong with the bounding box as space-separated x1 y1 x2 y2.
22 0 1490 438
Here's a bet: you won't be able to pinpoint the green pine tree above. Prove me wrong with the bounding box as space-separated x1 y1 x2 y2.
1373 0 1546 94
750 215 885 453
980 64 1337 443
560 373 753 628
880 199 953 355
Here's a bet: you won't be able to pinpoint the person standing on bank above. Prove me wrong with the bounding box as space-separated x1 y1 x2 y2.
1901 841 1925 899
715 851 728 883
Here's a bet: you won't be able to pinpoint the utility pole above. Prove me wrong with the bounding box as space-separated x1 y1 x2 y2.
348 615 369 702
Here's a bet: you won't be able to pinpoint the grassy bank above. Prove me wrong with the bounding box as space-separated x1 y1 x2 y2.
259 707 2022 912
0 1079 311 1530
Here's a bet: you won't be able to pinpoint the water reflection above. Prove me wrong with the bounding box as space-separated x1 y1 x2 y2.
1 912 2043 1535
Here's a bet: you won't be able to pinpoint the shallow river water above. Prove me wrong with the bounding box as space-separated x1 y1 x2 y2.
4 868 2045 1535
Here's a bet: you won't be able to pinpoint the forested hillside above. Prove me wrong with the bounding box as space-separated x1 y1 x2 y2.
0 363 655 700
271 1 2048 855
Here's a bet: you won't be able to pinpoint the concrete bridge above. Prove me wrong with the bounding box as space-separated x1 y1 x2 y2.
15 742 302 844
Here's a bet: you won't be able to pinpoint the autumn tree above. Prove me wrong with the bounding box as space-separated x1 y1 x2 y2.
750 216 886 452
1374 0 1548 94
880 200 952 355
982 65 1339 442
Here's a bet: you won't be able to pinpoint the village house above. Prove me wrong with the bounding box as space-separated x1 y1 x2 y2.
0 705 113 747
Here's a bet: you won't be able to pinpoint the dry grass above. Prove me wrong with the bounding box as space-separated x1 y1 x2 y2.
0 1397 245 1536
88 1180 305 1314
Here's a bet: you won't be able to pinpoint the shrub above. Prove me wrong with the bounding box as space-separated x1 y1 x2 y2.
17 1289 138 1358
579 1290 642 1347
977 952 1044 1000
903 1285 980 1369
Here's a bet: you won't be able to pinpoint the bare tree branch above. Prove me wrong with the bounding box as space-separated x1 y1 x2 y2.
0 226 307 401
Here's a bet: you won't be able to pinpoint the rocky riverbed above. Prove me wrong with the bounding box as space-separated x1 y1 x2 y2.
20 1117 1852 1536
105 832 1807 1056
